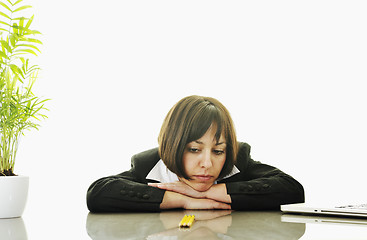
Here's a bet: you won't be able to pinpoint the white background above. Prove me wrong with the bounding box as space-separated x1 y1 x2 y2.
6 0 367 238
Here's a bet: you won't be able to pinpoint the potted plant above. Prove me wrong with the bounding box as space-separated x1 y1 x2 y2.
0 0 48 218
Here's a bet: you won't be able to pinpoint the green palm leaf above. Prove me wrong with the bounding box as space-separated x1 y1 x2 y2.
0 11 10 20
0 1 11 11
13 5 32 13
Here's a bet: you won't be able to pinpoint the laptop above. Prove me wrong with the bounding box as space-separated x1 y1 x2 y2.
281 203 367 218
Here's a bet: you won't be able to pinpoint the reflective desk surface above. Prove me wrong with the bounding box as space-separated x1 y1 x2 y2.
86 210 305 240
3 208 367 239
86 210 367 240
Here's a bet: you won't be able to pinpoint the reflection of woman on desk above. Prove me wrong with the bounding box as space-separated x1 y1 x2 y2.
87 95 304 212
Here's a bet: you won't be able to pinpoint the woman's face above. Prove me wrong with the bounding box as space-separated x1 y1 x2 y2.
180 126 226 192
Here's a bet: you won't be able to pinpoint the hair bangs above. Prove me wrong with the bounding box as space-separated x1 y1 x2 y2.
187 104 224 144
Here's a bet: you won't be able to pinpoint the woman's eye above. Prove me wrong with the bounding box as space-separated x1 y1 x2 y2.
213 150 225 155
189 148 200 153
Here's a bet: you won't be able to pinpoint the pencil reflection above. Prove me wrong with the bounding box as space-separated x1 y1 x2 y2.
0 217 27 240
86 210 305 240
149 210 232 239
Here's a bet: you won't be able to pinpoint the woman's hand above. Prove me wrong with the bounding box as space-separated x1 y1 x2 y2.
149 181 231 204
160 191 231 210
183 198 231 210
148 181 205 199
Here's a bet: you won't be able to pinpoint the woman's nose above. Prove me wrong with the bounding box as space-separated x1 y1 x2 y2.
200 150 213 168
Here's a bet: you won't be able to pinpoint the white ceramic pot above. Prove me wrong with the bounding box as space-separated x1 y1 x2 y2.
0 176 29 218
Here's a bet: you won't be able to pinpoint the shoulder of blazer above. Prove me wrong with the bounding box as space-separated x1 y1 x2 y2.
238 142 251 155
130 147 160 179
235 142 252 170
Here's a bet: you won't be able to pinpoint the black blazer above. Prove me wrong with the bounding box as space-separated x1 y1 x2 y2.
87 142 304 212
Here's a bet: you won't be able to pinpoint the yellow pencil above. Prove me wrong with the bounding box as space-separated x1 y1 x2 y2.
186 215 195 227
179 214 195 228
179 215 188 227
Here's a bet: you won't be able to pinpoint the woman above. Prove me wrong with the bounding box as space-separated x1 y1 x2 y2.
87 95 304 212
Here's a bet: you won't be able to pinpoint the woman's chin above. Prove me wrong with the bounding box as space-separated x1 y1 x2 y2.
190 182 213 192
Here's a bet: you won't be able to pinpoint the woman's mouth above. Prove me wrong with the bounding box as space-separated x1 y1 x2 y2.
193 175 213 182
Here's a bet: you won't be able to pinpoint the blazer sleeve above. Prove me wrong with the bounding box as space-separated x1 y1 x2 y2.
221 142 305 210
86 152 166 212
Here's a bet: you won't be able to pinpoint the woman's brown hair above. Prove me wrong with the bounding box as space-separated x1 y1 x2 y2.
158 95 238 180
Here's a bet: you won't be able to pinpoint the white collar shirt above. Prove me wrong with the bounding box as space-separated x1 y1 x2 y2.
146 159 240 184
